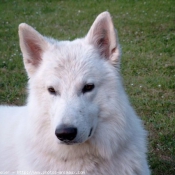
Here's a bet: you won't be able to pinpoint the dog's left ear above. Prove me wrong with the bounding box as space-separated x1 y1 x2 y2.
86 12 121 67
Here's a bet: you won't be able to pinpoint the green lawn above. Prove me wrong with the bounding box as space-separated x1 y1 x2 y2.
0 0 174 174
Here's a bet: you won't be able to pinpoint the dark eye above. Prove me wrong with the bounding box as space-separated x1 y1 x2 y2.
82 84 95 94
48 87 56 95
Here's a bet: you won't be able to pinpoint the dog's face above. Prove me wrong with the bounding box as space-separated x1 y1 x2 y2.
38 43 103 144
19 12 121 145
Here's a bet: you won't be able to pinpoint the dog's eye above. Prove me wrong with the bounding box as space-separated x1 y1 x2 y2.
48 87 56 95
82 84 95 93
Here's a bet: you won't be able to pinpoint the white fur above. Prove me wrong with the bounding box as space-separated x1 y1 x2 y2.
0 12 150 175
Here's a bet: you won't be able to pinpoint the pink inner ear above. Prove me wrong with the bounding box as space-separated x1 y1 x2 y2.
98 37 109 58
26 39 42 66
111 47 116 54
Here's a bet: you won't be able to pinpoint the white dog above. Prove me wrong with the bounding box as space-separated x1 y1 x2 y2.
0 12 150 175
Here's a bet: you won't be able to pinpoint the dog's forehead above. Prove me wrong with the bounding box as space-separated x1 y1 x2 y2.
42 40 103 81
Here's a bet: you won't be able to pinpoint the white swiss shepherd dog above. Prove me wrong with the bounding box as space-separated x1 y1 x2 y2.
0 12 150 175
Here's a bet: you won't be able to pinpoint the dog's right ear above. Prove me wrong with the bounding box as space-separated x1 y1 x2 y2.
19 23 48 77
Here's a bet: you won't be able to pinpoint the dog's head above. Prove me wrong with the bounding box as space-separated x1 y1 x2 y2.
19 12 121 145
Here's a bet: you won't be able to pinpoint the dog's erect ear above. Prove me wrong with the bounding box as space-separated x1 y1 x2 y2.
19 23 48 77
86 12 121 67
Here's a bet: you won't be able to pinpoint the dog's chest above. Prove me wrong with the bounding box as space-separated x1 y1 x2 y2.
23 155 116 175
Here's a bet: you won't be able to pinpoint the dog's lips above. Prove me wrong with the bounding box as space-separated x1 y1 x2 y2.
62 142 74 145
58 140 79 145
58 138 90 145
88 127 93 137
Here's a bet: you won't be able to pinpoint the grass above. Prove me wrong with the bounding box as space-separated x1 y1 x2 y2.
0 0 174 174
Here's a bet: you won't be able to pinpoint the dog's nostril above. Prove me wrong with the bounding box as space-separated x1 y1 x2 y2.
55 125 77 141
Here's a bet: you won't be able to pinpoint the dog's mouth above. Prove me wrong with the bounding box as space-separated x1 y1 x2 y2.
88 127 93 137
60 141 77 145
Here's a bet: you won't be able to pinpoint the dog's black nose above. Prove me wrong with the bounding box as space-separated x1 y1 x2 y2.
55 125 77 141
